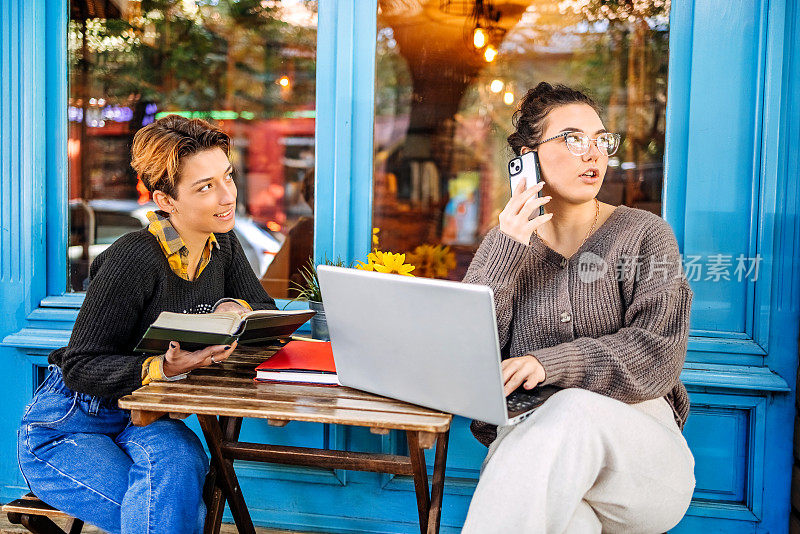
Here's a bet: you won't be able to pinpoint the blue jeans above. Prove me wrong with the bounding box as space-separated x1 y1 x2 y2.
17 366 209 534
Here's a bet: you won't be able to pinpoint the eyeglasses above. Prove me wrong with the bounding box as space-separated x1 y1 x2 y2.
535 131 621 157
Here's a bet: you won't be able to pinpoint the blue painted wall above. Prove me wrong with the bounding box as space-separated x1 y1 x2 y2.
1 0 799 532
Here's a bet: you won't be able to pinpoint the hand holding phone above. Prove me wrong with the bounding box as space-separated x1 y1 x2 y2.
501 151 552 245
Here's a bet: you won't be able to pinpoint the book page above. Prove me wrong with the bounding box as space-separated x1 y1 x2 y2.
152 311 242 335
240 308 317 320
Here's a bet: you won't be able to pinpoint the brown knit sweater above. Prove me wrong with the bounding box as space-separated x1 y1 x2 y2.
463 205 693 447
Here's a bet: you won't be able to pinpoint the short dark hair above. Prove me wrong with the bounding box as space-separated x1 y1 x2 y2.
131 114 231 198
507 82 602 156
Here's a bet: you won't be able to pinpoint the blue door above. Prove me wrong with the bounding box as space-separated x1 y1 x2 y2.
664 0 800 531
0 0 799 532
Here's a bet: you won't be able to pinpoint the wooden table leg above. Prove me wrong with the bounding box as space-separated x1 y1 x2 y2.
407 430 430 534
427 430 449 534
203 464 223 534
198 415 255 534
204 416 244 534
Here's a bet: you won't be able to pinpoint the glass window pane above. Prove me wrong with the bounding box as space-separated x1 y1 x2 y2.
373 1 669 280
67 0 318 297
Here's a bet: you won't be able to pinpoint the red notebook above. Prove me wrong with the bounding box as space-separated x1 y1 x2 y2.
255 340 338 385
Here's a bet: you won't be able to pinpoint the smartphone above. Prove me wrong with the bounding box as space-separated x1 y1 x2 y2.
508 151 544 216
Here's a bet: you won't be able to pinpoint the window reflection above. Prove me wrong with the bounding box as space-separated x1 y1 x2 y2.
373 0 670 280
67 0 318 296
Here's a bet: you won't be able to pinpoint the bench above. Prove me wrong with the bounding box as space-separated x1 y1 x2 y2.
2 493 84 534
4 466 221 534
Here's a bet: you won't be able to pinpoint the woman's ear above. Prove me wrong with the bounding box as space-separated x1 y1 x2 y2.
520 146 531 155
152 190 176 213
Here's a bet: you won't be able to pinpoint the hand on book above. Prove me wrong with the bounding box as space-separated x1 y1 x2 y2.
163 340 238 377
213 301 250 315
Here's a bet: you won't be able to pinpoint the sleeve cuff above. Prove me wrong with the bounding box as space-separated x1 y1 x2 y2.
142 355 188 385
483 230 531 284
234 299 252 311
212 297 253 311
142 356 156 384
529 342 586 388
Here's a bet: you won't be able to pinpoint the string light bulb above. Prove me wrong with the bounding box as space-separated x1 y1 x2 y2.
490 79 504 93
484 45 497 62
503 91 515 105
278 76 290 87
473 27 487 49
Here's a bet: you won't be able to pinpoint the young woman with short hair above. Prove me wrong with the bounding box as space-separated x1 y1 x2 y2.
17 115 277 534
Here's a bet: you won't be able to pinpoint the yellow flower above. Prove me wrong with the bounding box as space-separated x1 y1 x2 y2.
372 227 380 248
407 244 457 279
356 251 415 276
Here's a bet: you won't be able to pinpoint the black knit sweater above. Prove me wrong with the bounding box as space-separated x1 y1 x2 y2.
50 228 277 399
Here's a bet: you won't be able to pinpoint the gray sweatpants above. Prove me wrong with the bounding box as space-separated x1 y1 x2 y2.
462 388 695 533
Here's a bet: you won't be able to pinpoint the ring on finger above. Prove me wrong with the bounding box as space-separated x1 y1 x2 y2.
211 354 219 364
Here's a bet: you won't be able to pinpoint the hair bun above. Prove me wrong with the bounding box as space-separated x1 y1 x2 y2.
507 82 601 156
531 81 555 96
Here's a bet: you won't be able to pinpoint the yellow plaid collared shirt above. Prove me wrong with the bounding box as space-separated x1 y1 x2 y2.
145 210 219 281
142 210 218 385
141 211 252 385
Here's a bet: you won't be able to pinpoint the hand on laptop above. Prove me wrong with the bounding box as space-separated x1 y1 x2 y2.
502 355 546 396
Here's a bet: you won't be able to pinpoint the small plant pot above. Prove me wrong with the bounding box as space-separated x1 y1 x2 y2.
309 300 329 341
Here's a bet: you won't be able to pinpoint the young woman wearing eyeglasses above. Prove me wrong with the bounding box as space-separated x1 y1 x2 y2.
461 83 695 533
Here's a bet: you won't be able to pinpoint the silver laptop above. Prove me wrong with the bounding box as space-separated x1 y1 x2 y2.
317 265 558 426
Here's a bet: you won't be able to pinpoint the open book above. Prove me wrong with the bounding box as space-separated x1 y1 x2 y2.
134 309 316 354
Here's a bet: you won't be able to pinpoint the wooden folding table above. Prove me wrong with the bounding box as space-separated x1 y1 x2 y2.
117 346 453 534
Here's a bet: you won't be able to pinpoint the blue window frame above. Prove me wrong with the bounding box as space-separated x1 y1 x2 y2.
24 0 378 321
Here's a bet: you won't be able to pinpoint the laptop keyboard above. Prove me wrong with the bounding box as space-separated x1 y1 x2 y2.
506 391 543 412
505 386 561 417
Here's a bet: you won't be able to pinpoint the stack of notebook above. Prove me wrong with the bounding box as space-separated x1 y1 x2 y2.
255 340 338 385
